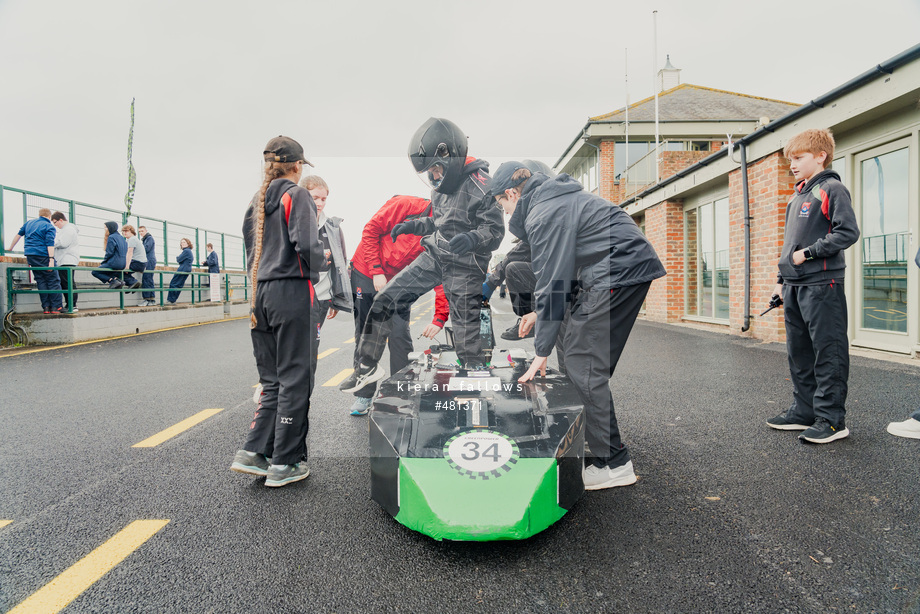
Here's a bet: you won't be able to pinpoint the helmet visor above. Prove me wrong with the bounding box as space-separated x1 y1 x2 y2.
417 162 446 190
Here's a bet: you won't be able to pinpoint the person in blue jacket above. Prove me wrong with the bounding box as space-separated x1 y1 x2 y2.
202 243 220 273
138 226 158 306
91 221 127 289
7 207 63 313
166 238 194 304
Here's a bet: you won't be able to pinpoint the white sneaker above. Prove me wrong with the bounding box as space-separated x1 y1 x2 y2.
887 417 920 440
584 461 638 490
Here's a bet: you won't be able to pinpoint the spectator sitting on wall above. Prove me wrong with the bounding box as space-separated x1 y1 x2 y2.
51 211 80 312
138 225 157 307
91 221 127 290
166 238 194 305
7 207 64 314
122 224 147 297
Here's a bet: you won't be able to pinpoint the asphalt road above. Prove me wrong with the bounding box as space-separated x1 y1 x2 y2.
1 293 918 613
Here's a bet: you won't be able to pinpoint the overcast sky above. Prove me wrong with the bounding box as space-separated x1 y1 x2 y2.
1 0 918 256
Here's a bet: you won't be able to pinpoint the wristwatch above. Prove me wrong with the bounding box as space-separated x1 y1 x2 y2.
803 247 815 261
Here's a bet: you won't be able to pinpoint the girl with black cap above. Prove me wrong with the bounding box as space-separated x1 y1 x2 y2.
230 136 324 487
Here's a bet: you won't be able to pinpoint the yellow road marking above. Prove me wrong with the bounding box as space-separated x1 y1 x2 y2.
409 320 419 325
0 317 248 359
8 519 169 614
344 337 355 344
317 348 339 359
0 520 12 529
323 368 354 387
132 408 224 448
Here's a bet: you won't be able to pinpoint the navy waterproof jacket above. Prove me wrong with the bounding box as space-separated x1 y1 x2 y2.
176 247 193 272
521 173 666 356
17 217 56 257
100 233 128 270
142 233 157 269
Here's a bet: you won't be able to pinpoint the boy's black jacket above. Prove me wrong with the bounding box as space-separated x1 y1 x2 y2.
243 179 324 284
777 169 859 285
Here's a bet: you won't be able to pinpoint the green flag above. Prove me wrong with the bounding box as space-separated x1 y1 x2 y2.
125 97 136 215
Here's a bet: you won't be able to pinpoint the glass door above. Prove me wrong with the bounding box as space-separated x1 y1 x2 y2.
853 138 913 351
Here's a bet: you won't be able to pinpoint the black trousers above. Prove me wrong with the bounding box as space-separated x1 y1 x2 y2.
350 268 411 396
310 298 332 391
504 259 567 374
123 260 146 286
245 279 315 465
782 282 849 426
58 264 78 308
564 281 650 470
356 244 488 367
27 254 62 311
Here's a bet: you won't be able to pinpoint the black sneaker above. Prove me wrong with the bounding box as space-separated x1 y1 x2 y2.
340 362 384 393
500 319 534 341
766 413 812 431
799 417 849 444
265 463 310 487
337 369 359 391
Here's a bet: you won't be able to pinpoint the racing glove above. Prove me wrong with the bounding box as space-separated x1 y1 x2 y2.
447 231 477 256
390 219 425 242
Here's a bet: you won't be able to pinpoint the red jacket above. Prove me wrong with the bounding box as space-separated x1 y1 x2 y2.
351 195 449 327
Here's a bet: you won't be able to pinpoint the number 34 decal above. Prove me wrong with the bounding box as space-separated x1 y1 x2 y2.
443 431 520 480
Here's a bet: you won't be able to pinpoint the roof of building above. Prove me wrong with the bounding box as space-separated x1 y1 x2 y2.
590 84 799 122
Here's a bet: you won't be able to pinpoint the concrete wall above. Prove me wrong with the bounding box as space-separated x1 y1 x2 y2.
15 300 250 345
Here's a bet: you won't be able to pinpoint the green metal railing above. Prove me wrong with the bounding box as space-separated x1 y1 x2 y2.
6 265 250 313
0 184 247 270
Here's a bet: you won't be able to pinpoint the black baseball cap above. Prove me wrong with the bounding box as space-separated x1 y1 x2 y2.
486 161 528 197
263 136 314 166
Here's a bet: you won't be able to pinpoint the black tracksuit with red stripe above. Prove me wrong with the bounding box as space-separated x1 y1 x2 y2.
777 169 860 428
241 178 325 465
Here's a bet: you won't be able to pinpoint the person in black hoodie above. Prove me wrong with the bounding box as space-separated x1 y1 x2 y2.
230 136 324 488
488 161 666 491
766 129 859 444
342 118 504 392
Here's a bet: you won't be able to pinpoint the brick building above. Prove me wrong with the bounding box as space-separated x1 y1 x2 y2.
554 57 799 206
619 45 920 356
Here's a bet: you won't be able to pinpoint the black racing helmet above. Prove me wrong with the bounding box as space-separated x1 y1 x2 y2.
521 159 555 177
408 117 469 193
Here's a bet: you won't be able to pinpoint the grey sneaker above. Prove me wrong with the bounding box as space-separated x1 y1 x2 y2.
108 278 125 289
766 412 812 431
340 363 384 393
265 463 310 487
799 417 849 444
350 396 373 416
230 450 269 477
584 461 637 490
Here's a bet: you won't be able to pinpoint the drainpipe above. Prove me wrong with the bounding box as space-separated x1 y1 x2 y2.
582 132 601 195
740 142 752 332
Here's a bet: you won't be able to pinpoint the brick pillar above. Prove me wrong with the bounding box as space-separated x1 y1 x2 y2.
641 199 684 323
728 151 795 342
599 140 616 203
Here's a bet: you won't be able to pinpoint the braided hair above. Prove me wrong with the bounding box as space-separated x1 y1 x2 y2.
249 160 298 328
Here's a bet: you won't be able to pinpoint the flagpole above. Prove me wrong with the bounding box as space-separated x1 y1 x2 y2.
653 10 660 184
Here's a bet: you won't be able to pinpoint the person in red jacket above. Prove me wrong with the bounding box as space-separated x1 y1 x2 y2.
341 194 449 415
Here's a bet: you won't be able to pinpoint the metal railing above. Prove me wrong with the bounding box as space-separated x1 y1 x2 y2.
0 185 247 270
6 265 250 313
862 231 910 264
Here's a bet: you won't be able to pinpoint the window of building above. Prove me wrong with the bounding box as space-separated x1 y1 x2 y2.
685 196 730 320
859 145 909 334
